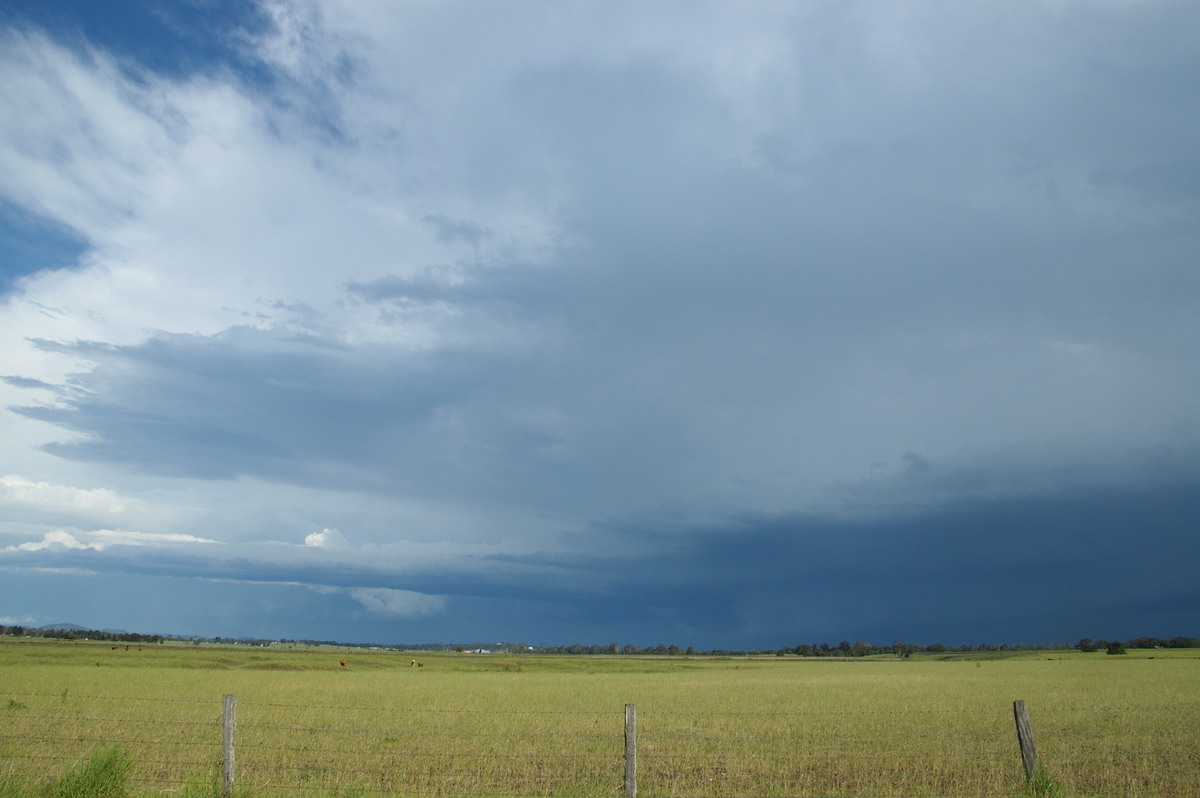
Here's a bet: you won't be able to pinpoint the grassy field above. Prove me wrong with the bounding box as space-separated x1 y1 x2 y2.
1 639 1197 797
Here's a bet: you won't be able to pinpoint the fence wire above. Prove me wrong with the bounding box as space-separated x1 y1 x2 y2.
2 693 1197 797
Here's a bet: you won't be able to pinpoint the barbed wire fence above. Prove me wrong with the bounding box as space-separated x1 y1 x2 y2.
2 691 1196 796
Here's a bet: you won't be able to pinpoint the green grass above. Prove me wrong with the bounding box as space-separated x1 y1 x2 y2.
1 639 1197 796
43 747 132 798
1025 765 1066 798
1 747 133 798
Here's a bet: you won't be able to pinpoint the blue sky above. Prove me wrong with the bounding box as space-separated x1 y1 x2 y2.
1 0 1198 649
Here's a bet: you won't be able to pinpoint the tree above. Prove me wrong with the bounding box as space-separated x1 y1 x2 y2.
1076 638 1097 653
1106 641 1127 655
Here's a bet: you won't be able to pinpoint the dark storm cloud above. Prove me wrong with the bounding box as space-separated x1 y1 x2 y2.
421 214 493 249
16 331 497 486
2 374 57 391
545 480 1200 645
5 476 1197 648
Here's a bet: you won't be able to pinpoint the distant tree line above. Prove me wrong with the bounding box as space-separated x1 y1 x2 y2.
505 637 1200 657
1075 636 1200 655
784 637 1200 658
534 643 712 656
782 640 1059 658
0 625 163 644
779 636 1200 658
3 626 1197 654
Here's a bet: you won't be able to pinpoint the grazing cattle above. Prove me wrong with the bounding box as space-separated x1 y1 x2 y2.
340 660 347 667
410 659 423 668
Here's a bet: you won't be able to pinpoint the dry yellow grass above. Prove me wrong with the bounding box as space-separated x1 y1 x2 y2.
1 640 1196 796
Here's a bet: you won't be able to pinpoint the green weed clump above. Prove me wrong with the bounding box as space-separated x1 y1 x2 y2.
1025 766 1065 798
0 747 132 798
44 747 132 798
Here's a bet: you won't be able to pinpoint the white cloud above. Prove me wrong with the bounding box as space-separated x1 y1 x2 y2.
303 527 349 548
87 529 219 547
0 615 38 625
346 586 445 618
200 579 446 618
5 530 91 552
1 528 217 553
0 474 141 515
0 29 177 236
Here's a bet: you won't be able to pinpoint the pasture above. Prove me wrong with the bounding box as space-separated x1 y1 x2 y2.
1 639 1197 796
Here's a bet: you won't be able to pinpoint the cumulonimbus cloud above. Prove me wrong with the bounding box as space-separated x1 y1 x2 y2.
0 0 1198 647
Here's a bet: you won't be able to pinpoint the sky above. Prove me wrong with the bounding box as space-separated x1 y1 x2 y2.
1 0 1198 651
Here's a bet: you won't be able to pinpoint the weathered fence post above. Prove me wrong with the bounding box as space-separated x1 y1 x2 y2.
624 703 637 798
222 694 236 797
1013 699 1038 784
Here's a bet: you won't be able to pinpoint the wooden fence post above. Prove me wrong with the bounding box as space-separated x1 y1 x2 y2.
625 703 637 798
222 694 236 797
1013 699 1038 784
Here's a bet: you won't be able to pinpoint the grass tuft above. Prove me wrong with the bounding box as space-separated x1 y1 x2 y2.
174 767 232 798
42 747 132 798
1025 765 1066 798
